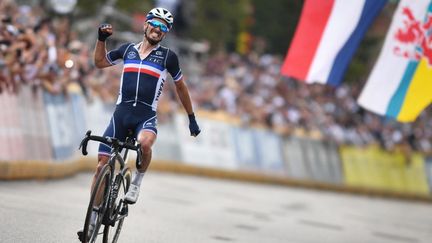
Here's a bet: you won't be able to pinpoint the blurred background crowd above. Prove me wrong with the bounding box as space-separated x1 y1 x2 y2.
1 0 431 155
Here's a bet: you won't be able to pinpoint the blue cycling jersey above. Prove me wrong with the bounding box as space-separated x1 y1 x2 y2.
106 42 183 111
98 42 183 156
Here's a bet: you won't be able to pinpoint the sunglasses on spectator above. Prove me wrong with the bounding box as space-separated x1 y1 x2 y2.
147 20 169 33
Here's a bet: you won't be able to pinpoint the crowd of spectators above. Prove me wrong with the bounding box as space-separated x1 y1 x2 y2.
0 0 121 103
1 1 431 155
186 51 432 154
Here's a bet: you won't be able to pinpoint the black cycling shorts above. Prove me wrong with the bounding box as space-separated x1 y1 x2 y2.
98 102 157 157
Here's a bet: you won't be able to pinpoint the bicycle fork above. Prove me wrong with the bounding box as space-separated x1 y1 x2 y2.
103 174 128 226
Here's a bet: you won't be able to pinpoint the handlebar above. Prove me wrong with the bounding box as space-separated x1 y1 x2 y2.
79 130 140 156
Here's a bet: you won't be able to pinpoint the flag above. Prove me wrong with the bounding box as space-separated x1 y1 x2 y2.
281 0 387 86
358 0 432 122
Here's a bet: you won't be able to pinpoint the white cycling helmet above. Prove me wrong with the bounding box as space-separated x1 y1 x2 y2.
146 7 174 29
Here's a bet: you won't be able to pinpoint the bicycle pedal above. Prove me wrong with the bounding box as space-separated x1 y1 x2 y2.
77 230 84 242
120 206 128 216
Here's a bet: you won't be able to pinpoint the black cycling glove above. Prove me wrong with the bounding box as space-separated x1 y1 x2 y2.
98 23 112 42
188 113 201 137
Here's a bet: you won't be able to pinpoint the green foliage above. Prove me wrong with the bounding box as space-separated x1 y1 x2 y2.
75 0 302 54
345 36 381 83
187 0 302 54
115 0 152 14
76 0 152 18
344 1 397 84
188 0 250 52
76 0 106 16
250 0 303 54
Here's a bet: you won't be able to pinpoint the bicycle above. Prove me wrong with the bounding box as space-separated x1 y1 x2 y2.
77 130 141 243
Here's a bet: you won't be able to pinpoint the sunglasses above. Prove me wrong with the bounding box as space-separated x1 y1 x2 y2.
147 20 169 33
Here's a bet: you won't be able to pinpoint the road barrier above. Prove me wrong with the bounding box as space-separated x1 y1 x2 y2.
0 87 52 161
340 146 430 195
424 156 432 193
0 87 431 200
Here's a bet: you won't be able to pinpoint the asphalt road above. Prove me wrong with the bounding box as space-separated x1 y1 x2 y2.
0 171 431 243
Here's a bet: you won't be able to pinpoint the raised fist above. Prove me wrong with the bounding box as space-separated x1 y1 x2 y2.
98 23 113 42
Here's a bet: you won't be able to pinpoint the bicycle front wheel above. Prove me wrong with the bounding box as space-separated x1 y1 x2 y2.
103 167 132 243
82 164 112 243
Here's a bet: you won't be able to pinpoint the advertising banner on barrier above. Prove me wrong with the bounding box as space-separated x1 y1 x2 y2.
340 146 430 195
321 141 344 184
301 139 325 181
84 98 114 157
252 129 285 174
232 127 260 170
404 154 430 195
69 93 88 149
0 92 25 160
282 137 310 179
282 137 343 184
0 87 53 161
174 113 238 170
323 141 343 184
153 120 182 162
425 157 432 193
18 87 52 160
304 140 343 184
43 92 75 160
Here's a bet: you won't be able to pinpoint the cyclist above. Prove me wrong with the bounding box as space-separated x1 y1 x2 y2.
87 6 200 228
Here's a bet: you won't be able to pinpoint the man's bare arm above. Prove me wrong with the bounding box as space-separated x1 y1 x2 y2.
94 40 111 68
174 77 194 115
94 24 113 69
175 77 201 136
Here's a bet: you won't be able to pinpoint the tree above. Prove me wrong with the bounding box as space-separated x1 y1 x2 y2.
250 0 303 54
187 0 250 53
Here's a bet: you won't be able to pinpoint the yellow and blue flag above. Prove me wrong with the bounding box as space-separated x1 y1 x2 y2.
358 0 432 122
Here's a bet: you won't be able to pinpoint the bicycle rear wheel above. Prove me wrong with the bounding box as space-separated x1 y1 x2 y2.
103 167 132 243
81 164 112 243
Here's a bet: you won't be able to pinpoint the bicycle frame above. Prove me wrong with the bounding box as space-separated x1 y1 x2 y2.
104 151 129 226
78 130 141 241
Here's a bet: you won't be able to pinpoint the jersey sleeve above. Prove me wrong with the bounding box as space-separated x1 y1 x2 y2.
165 49 183 82
106 43 131 65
